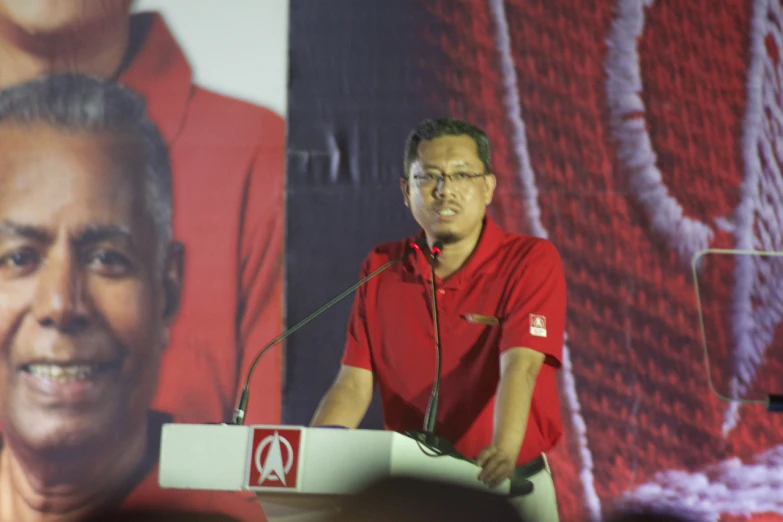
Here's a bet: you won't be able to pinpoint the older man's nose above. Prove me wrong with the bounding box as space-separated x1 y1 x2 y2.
33 256 90 333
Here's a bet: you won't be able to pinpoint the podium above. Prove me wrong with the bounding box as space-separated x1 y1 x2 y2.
158 423 511 520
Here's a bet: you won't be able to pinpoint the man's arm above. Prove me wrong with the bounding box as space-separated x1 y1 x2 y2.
310 365 374 428
476 239 566 487
476 347 545 486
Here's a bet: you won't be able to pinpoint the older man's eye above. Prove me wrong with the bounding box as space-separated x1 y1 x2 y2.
3 250 38 267
87 250 133 276
0 249 40 275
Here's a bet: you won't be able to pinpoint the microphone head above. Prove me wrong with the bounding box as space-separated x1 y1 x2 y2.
431 240 444 260
412 237 428 252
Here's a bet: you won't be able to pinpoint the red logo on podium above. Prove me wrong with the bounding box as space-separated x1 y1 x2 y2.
248 428 302 489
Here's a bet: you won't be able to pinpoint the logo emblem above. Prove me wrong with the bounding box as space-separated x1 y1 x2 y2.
529 314 547 337
247 428 302 489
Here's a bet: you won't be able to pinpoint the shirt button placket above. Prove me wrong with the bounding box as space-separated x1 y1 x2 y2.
437 286 446 314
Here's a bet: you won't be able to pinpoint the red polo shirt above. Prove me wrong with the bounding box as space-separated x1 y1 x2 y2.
342 218 566 465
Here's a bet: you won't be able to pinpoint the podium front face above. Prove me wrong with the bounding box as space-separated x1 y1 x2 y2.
159 424 510 516
159 424 398 494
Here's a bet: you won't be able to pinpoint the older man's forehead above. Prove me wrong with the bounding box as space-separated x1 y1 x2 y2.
0 126 154 243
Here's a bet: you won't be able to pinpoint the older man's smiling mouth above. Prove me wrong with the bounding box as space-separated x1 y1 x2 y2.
21 362 116 382
18 361 120 403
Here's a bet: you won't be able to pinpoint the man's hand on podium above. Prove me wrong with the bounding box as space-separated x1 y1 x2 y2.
475 444 517 487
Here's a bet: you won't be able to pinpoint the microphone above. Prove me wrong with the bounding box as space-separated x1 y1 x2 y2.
405 239 464 458
232 242 419 425
423 239 444 436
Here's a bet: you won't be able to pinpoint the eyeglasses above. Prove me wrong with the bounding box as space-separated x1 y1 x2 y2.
411 172 486 187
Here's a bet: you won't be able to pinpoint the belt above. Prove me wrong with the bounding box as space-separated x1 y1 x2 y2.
509 454 546 497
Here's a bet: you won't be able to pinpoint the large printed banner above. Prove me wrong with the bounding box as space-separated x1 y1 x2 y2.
1 0 780 520
284 0 783 521
0 1 286 520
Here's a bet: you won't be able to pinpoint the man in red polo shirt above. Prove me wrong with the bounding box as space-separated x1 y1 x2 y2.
311 117 566 521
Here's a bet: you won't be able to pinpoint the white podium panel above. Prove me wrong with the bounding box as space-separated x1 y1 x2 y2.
159 423 510 519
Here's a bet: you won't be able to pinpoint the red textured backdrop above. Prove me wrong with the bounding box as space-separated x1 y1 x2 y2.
419 0 783 520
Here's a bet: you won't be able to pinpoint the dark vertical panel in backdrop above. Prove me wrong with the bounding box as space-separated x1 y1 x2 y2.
284 0 447 426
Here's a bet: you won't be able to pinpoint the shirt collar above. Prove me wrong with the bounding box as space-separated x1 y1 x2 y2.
118 12 192 144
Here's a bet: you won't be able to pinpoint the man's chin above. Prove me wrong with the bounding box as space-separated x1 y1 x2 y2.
7 415 116 461
432 229 461 245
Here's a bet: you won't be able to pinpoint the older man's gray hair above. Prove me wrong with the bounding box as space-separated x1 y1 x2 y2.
0 72 172 265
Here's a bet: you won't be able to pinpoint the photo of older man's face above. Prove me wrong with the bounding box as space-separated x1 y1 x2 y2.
0 122 178 460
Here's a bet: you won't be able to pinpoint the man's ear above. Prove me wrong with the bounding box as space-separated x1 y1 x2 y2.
161 242 184 322
484 173 497 205
400 177 411 207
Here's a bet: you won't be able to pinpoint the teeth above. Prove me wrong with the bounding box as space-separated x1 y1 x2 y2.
26 364 98 382
438 209 456 216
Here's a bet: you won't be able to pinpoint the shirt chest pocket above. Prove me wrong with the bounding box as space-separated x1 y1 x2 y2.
431 311 501 367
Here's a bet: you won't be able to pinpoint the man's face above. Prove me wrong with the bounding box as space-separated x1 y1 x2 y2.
0 0 132 37
401 134 496 244
0 124 180 458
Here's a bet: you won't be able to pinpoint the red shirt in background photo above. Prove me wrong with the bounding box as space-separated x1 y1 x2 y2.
119 12 285 427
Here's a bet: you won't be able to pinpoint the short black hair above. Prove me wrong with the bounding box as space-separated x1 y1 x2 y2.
0 72 172 261
402 117 491 178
